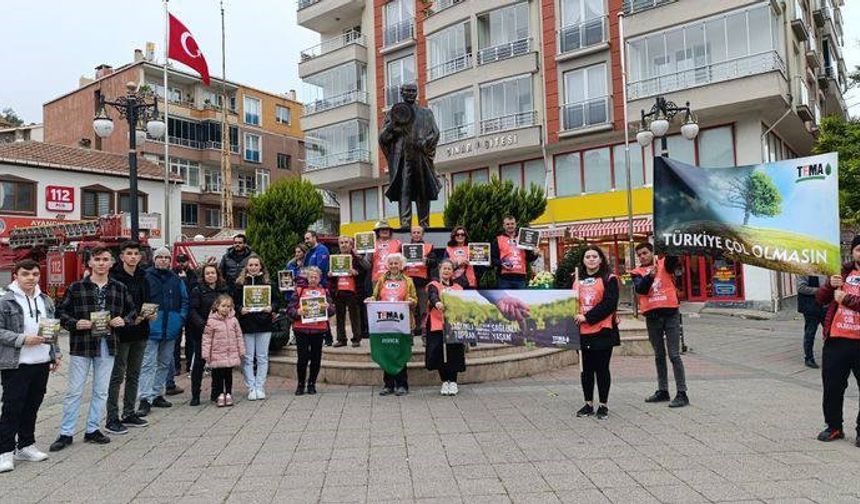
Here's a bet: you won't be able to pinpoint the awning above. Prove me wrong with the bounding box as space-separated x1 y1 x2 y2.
568 218 652 239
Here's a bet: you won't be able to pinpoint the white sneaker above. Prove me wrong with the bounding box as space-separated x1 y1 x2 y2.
0 452 13 472
449 382 459 396
256 388 266 400
247 389 258 401
440 382 450 396
14 445 48 462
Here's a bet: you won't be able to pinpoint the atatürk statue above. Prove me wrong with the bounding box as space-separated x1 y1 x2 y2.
379 83 440 230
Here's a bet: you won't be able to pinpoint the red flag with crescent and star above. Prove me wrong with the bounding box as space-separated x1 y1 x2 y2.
167 13 210 86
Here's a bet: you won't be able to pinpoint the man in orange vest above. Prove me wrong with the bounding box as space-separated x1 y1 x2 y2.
404 226 436 341
490 216 537 289
631 242 688 408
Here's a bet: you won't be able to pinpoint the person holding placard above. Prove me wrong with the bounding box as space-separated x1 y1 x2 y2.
444 226 479 289
288 267 335 395
233 255 274 401
491 216 537 289
370 221 402 283
331 236 371 348
404 226 436 342
425 260 467 396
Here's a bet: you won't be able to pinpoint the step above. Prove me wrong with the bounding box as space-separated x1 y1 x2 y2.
279 342 529 363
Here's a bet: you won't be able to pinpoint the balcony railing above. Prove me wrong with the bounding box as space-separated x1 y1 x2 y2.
428 53 472 81
439 123 475 144
427 0 465 16
297 0 321 10
168 136 203 149
477 37 531 65
300 31 366 60
384 19 414 47
627 50 786 100
561 97 609 131
304 90 369 115
384 83 415 107
202 183 259 197
622 0 676 15
479 110 537 135
306 149 371 171
558 17 607 54
202 183 222 194
203 141 240 154
822 65 847 92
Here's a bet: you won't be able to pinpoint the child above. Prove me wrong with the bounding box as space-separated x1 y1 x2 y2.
202 295 245 407
288 266 335 396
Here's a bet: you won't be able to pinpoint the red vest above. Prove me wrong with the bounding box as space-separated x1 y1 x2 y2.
371 239 401 282
379 276 409 302
446 245 476 287
497 234 526 275
292 286 329 332
575 275 616 335
631 257 680 313
404 242 433 280
428 280 463 332
831 269 860 340
337 275 356 293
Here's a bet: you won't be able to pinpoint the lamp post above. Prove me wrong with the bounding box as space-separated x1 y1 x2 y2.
93 82 166 240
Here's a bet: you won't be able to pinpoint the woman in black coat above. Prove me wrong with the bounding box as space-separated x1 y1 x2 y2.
188 263 230 405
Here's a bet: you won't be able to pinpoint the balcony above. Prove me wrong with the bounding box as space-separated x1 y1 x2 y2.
557 17 607 57
477 38 531 66
383 20 415 49
794 76 814 122
627 51 786 100
304 90 369 116
439 123 475 145
622 0 676 15
202 141 240 154
480 110 537 135
435 118 542 167
428 54 472 81
302 91 371 130
303 149 374 189
297 0 364 33
560 97 610 132
299 32 367 78
427 0 465 16
790 0 809 41
201 183 259 198
805 32 820 70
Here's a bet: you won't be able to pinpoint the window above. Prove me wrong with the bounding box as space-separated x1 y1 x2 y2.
452 168 489 188
204 169 222 192
500 160 545 190
431 180 447 213
244 133 261 163
303 62 367 114
479 75 534 134
384 0 414 46
429 89 475 144
276 105 291 125
762 127 793 163
256 169 270 193
181 203 198 226
350 187 379 222
82 187 113 218
559 0 605 53
698 126 734 167
277 153 291 170
427 22 471 80
205 208 222 228
306 120 370 169
477 2 530 64
582 147 611 193
0 178 36 214
562 64 608 130
665 135 695 165
243 96 261 125
612 144 645 190
554 152 583 196
235 210 248 229
118 192 148 213
386 56 415 106
169 157 200 187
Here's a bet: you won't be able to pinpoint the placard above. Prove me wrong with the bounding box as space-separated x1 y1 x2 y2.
355 232 376 254
330 255 353 277
278 270 295 292
243 285 271 312
402 243 425 265
300 296 329 323
516 228 540 251
140 303 159 319
90 310 111 338
468 243 491 266
38 318 61 344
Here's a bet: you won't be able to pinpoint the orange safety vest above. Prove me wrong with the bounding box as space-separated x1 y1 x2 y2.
631 257 679 313
337 275 356 293
446 245 476 288
371 239 401 282
404 242 433 280
292 286 329 332
497 234 526 276
575 275 616 335
379 276 409 302
831 269 860 340
428 280 463 332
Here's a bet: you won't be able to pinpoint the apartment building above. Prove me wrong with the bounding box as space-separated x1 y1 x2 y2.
297 0 847 307
43 48 305 239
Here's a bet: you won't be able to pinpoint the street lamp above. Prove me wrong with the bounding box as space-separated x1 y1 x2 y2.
636 96 698 156
93 81 166 239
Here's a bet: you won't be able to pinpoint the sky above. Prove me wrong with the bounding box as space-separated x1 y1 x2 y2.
0 0 857 124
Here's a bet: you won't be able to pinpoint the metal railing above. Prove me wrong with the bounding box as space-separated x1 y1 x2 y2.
203 141 240 154
168 136 203 149
627 50 785 100
300 31 366 60
304 90 369 115
383 19 414 47
428 53 472 81
477 37 531 65
439 123 475 144
558 17 607 54
622 0 676 15
297 0 321 10
427 0 465 16
479 110 536 135
822 64 847 92
306 149 371 171
202 183 222 193
561 97 609 131
794 75 811 109
384 83 415 107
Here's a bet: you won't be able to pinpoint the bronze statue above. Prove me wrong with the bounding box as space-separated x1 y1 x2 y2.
379 83 441 230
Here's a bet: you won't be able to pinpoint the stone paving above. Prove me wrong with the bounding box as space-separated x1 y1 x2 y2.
3 309 860 503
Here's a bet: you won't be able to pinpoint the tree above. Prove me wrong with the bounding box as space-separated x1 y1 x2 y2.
722 170 782 225
813 115 860 225
0 108 23 127
553 240 589 289
245 178 324 275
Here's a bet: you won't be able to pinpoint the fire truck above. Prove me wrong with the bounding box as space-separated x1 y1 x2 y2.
0 215 151 299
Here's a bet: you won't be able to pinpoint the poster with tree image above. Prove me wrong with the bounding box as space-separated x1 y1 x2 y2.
330 255 353 276
355 232 376 253
140 303 159 319
243 285 271 312
278 270 295 292
516 228 540 251
468 243 491 266
90 310 111 338
38 319 61 344
300 296 328 323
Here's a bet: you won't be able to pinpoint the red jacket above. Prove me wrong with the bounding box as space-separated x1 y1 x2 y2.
816 262 860 339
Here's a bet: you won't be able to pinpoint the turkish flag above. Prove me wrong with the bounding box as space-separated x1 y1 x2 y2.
167 13 210 86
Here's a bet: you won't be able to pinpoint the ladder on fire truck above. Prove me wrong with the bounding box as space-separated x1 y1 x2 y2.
7 215 131 249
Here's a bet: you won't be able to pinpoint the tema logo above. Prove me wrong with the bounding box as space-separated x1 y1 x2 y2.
795 162 831 183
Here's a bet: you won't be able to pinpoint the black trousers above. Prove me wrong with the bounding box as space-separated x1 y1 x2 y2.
439 369 458 382
383 368 408 390
822 338 860 432
0 363 50 454
189 334 206 400
335 294 363 343
803 313 822 360
581 347 613 404
211 367 233 396
296 331 324 385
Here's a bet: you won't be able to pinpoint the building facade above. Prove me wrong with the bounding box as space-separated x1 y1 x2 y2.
43 49 305 240
0 124 44 144
298 0 847 308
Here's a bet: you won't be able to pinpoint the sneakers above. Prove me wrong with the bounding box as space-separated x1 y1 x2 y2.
256 388 266 400
84 430 111 445
105 419 129 435
394 387 408 396
121 414 149 428
49 435 73 452
217 394 226 407
440 382 451 396
449 382 459 396
295 384 305 396
165 386 184 396
817 426 845 442
805 358 820 369
14 445 48 462
137 399 151 417
152 396 172 408
668 392 689 408
307 384 317 395
596 405 609 420
0 452 12 473
248 389 258 401
645 390 670 403
190 397 201 406
332 341 347 348
576 404 594 417
379 387 394 396
225 394 234 406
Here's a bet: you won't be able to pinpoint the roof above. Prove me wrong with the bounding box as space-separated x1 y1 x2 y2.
0 141 181 182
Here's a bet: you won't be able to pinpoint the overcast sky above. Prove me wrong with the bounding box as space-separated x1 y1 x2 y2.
0 0 857 123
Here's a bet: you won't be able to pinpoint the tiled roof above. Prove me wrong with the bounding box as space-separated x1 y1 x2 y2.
0 141 180 181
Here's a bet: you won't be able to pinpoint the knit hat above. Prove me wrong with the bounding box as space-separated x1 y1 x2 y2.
852 235 860 252
153 246 171 258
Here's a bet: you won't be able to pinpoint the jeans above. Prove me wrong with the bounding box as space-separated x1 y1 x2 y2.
497 276 526 290
0 363 50 453
137 339 174 403
803 313 822 360
60 338 114 436
243 332 271 392
822 338 860 433
295 331 324 385
106 339 147 422
646 312 687 393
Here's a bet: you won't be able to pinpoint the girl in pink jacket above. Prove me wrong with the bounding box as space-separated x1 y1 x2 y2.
202 294 245 407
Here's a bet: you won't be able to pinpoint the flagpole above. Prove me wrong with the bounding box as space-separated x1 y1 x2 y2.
163 0 171 245
618 12 638 317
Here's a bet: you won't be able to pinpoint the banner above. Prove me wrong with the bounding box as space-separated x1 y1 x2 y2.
654 154 840 275
442 290 579 349
367 301 412 375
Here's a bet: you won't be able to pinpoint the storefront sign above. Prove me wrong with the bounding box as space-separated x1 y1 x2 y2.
45 186 74 212
444 133 519 160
